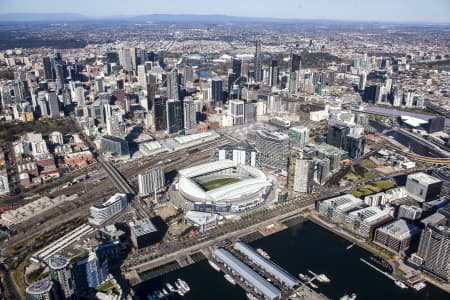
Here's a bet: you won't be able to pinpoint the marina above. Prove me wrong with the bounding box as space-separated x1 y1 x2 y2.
134 220 449 300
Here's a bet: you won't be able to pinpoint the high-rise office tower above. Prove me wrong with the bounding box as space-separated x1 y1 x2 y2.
130 47 138 73
74 86 85 107
73 251 108 297
414 222 449 281
255 129 290 170
38 95 49 117
288 126 310 147
211 79 223 105
270 59 279 87
291 53 301 72
288 153 315 194
230 100 245 125
43 56 54 80
46 92 60 118
153 96 167 131
138 166 165 196
54 63 65 91
327 124 350 149
167 68 179 100
26 279 55 300
95 77 104 93
119 47 133 73
345 134 366 159
48 255 75 300
183 99 197 130
255 40 263 82
228 73 237 96
137 65 147 88
183 65 195 83
166 99 183 134
232 57 242 77
359 71 367 91
139 48 147 65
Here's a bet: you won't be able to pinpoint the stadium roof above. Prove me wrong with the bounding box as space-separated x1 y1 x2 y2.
178 160 271 203
214 248 281 300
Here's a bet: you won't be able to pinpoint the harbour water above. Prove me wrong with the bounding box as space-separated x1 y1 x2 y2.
135 220 448 300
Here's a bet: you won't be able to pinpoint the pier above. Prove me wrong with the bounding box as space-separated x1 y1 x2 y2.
211 242 328 300
360 258 395 281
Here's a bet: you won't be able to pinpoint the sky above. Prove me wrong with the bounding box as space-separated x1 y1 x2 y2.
1 0 450 23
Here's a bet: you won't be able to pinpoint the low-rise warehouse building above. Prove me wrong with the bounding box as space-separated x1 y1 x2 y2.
214 248 281 300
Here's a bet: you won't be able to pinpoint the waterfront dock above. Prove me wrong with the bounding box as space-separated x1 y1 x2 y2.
211 242 328 300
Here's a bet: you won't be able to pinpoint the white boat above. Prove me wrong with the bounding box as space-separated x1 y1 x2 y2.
256 248 270 259
298 273 307 280
176 289 185 297
158 291 164 298
309 282 318 289
224 274 237 285
166 282 175 292
162 288 168 295
395 280 408 289
177 278 191 293
208 260 221 271
317 274 331 283
412 282 426 291
340 293 357 300
246 293 258 300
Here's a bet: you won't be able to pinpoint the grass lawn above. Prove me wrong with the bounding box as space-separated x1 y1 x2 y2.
199 177 241 191
97 280 115 293
361 160 376 169
352 180 396 198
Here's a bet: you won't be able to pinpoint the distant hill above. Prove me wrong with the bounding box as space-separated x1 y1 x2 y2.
0 13 328 24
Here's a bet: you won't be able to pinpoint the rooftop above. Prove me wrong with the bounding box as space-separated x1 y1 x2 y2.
48 254 70 270
26 279 53 294
348 206 391 224
377 219 420 240
408 172 442 185
131 218 158 237
214 248 281 300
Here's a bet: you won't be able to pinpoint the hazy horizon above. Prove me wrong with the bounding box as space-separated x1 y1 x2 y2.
1 0 450 24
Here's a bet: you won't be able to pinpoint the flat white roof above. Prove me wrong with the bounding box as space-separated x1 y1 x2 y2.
408 172 441 185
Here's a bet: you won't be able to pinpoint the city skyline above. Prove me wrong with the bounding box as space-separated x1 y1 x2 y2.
1 0 450 23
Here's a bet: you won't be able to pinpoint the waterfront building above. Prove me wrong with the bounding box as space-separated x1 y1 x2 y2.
398 205 422 220
317 194 364 224
344 206 393 238
411 221 450 281
374 219 420 254
406 172 442 202
214 248 281 300
138 166 165 197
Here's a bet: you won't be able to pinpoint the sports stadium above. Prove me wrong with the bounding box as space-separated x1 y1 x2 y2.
176 160 273 213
